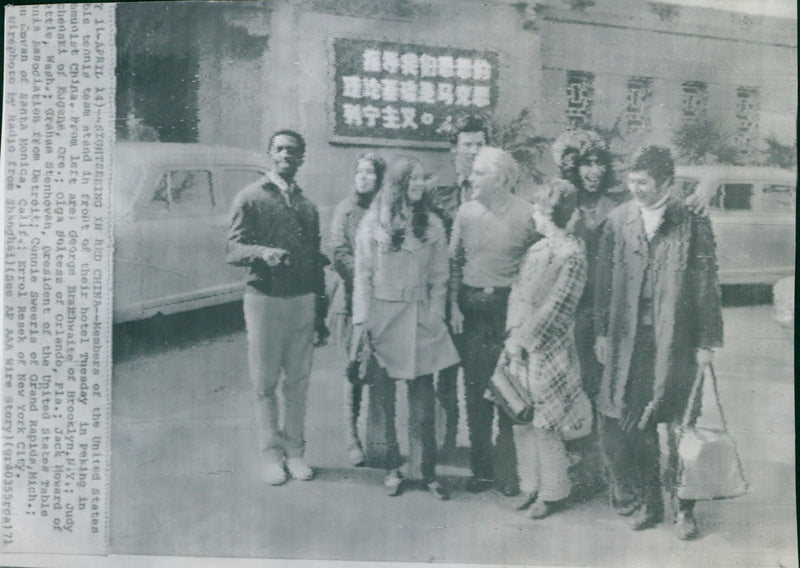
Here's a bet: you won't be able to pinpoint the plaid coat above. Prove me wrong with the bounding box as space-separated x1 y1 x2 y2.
504 234 592 433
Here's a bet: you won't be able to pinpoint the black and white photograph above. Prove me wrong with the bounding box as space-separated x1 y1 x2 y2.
1 1 797 567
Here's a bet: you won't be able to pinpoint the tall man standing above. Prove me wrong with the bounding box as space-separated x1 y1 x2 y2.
227 130 329 486
426 116 488 455
449 147 539 495
594 146 723 539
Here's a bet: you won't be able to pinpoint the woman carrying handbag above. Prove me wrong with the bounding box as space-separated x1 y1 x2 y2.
488 179 593 519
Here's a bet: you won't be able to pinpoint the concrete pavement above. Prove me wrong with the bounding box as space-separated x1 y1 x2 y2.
110 304 796 567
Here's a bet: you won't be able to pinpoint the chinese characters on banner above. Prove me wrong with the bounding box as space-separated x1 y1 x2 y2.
333 38 499 145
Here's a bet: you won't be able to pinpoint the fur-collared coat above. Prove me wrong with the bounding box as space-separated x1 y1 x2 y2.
594 198 724 423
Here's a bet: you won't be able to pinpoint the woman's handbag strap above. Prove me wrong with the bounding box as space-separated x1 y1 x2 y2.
681 362 729 431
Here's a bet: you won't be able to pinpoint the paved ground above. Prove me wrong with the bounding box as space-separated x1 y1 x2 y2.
110 302 796 567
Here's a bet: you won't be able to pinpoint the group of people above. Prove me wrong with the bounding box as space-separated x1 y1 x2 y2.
227 118 723 541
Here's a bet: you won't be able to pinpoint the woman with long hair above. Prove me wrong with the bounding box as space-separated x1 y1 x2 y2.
328 152 386 466
493 178 592 519
352 157 460 499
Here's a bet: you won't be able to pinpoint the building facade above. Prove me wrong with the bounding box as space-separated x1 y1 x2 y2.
116 0 797 224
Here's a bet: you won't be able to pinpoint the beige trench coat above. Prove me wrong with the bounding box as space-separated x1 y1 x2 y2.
353 210 460 380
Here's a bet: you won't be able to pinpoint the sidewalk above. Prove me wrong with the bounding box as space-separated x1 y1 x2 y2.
110 305 796 567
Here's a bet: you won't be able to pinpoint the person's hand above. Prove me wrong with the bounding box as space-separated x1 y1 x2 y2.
505 337 524 360
450 301 464 334
594 336 610 366
261 247 289 267
684 190 708 215
504 339 527 378
314 322 330 348
349 323 366 360
696 348 714 368
637 400 658 431
619 400 658 433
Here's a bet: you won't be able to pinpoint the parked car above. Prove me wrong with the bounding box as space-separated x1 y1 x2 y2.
673 165 796 285
773 276 794 330
114 142 270 322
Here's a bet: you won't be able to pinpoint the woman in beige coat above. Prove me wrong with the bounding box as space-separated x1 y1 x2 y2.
352 157 460 499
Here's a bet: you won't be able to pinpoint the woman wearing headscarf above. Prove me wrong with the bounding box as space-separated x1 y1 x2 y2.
328 152 386 466
352 157 460 499
493 178 592 519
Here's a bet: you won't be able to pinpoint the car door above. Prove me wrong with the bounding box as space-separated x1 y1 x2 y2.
751 182 796 281
133 167 219 316
113 160 147 322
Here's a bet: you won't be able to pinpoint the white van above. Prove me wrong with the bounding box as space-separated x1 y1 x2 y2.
673 165 796 285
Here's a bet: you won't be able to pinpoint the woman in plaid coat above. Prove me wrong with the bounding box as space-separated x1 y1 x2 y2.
497 179 593 519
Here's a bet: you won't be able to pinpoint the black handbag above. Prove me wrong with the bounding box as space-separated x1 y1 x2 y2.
486 348 534 425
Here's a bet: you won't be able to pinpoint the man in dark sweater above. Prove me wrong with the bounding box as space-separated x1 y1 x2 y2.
227 130 329 486
425 116 488 457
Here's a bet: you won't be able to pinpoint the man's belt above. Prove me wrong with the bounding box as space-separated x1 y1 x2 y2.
462 284 511 295
373 284 428 302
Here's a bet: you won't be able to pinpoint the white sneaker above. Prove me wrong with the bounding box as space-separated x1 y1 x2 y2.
262 462 288 486
286 458 314 481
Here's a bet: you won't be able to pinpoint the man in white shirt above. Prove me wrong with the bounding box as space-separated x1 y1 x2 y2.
426 117 489 457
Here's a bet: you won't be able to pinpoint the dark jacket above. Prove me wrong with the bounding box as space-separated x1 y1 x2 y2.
227 178 326 325
594 197 723 423
329 194 370 313
426 182 469 242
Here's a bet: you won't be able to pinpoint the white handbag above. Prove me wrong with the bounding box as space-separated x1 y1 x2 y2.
676 364 748 501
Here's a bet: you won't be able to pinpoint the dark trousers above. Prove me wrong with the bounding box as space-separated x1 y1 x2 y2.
435 363 460 449
569 305 607 499
599 323 661 515
598 413 662 515
599 323 694 517
575 306 603 400
369 369 437 482
458 285 517 487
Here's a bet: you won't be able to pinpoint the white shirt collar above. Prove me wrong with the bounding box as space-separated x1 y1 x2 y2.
267 170 298 204
638 194 670 239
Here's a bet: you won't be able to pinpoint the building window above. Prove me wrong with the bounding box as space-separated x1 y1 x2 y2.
565 71 595 130
680 81 708 123
734 86 760 163
623 76 653 135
